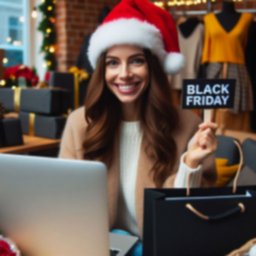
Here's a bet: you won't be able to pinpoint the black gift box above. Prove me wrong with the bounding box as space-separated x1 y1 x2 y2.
49 71 88 109
20 88 70 115
0 118 24 147
19 112 67 139
0 88 16 112
0 123 4 147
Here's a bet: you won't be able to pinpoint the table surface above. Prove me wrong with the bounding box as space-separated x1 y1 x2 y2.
0 135 60 154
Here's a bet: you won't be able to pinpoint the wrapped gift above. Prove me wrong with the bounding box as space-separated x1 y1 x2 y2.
0 117 24 147
49 68 89 109
0 87 22 112
19 112 67 139
20 88 70 115
0 124 4 146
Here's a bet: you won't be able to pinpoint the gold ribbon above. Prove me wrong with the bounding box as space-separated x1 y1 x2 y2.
74 73 79 109
13 87 22 112
28 113 36 136
69 66 89 109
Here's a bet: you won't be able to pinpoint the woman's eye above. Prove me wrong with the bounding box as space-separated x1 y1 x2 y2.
131 58 145 65
106 59 119 67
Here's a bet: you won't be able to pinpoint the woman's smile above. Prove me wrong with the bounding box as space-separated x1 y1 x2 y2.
114 82 141 94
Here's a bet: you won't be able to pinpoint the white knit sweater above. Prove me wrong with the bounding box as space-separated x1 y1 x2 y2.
119 121 202 236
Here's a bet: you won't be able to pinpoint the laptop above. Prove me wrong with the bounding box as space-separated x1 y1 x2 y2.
0 154 138 256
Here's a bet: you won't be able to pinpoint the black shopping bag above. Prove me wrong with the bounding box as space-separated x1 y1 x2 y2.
143 186 256 256
143 140 256 256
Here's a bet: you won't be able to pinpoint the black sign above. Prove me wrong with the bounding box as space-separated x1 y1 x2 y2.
182 79 235 109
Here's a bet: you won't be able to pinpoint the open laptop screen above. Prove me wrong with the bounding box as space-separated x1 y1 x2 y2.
0 154 109 256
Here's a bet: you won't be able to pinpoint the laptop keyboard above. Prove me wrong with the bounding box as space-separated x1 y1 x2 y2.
110 249 120 256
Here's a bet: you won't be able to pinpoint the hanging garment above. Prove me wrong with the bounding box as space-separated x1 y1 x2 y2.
171 17 204 90
205 63 253 113
202 12 253 64
245 21 256 131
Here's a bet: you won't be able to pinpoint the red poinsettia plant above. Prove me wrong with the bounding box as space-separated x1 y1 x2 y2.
4 65 39 87
0 235 20 256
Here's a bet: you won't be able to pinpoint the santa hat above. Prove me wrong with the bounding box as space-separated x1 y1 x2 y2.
87 0 185 74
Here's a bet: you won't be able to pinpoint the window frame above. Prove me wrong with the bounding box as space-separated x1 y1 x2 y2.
0 0 30 67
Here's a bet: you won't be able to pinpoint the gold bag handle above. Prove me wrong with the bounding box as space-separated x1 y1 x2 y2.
185 139 245 221
186 202 245 221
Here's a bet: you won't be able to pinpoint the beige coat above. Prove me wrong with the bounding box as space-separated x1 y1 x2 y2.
59 107 216 237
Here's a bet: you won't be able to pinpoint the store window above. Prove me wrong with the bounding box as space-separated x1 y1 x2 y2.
0 0 28 67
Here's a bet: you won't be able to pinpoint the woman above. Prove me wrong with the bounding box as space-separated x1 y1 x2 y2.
59 0 217 254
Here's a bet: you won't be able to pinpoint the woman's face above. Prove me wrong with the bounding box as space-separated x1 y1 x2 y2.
105 44 149 106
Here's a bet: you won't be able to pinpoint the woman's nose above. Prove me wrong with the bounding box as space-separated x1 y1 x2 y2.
119 64 132 79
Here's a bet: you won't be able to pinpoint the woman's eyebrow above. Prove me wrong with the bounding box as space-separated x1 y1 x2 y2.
105 55 118 59
129 53 145 58
106 53 145 59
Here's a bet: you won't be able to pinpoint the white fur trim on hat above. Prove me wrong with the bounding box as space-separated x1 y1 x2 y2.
164 52 185 74
88 18 183 74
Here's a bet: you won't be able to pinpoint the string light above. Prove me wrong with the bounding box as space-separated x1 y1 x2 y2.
49 46 55 53
5 37 12 43
0 80 6 86
19 16 25 23
155 0 216 7
38 0 57 71
154 1 165 8
13 41 22 46
3 58 8 64
46 28 52 33
31 7 38 19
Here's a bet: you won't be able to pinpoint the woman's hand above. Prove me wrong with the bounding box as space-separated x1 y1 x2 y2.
184 122 218 168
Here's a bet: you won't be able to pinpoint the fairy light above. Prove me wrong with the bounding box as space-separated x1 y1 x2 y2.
3 58 8 64
38 0 57 71
158 0 217 7
31 7 38 19
0 80 6 86
6 37 12 43
46 28 52 33
13 41 22 46
154 1 165 8
49 46 55 53
19 16 25 23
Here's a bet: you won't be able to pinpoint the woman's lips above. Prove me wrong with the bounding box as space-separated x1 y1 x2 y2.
115 82 140 94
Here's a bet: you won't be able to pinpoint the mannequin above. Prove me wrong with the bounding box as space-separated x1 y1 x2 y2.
216 1 241 32
178 17 201 38
201 1 254 133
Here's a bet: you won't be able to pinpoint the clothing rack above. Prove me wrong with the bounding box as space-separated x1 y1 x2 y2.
173 8 256 17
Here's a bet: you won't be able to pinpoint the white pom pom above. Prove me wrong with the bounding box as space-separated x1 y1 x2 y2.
164 52 185 74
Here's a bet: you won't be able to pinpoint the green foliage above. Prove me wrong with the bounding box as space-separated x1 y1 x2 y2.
37 0 57 71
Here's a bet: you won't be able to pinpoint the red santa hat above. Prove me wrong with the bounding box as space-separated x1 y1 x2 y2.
87 0 184 74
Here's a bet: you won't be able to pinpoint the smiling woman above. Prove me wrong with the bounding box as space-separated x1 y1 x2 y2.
58 0 218 255
105 45 149 119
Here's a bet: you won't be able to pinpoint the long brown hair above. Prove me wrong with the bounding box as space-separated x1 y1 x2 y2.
83 49 180 187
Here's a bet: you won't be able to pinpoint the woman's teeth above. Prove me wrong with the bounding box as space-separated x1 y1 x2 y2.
118 84 137 92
